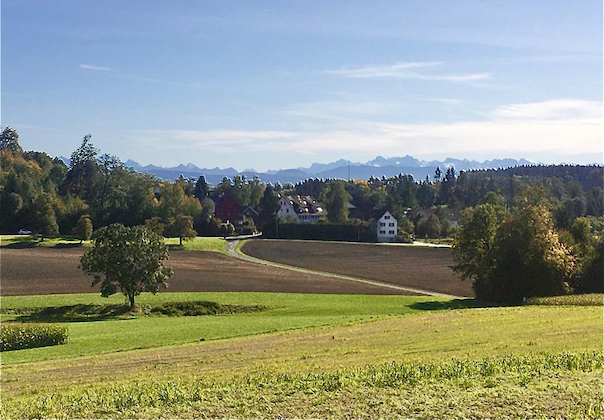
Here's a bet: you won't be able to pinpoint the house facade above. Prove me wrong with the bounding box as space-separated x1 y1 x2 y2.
277 194 327 223
214 195 244 224
376 211 397 243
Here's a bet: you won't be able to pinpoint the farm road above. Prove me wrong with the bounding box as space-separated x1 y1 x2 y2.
228 240 463 299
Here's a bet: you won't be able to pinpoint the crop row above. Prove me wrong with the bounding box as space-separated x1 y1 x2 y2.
2 351 601 418
0 323 68 351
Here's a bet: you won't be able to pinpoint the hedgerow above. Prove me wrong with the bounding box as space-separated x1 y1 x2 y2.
0 323 68 351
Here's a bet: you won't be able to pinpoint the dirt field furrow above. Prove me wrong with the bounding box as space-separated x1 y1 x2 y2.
0 247 412 296
241 240 473 297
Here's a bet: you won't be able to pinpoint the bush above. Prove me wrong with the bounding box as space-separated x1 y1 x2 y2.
396 232 414 243
0 323 68 351
526 294 603 306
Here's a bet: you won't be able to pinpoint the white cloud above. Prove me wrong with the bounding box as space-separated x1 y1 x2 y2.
326 61 490 82
79 64 115 72
131 99 602 159
493 99 602 120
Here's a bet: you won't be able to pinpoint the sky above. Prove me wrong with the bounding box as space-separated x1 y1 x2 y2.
2 0 602 171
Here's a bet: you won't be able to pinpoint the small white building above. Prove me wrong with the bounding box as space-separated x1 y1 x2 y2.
277 194 327 223
376 211 397 243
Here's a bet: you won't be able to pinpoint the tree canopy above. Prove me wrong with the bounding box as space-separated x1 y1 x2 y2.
80 224 173 308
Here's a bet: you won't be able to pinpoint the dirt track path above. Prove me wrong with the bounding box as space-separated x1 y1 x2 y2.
227 240 463 299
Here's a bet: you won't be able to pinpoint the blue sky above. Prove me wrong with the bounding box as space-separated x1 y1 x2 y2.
2 0 602 171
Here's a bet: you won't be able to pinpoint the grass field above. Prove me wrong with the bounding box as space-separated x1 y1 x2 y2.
3 351 601 419
0 292 444 364
0 235 226 252
1 292 602 418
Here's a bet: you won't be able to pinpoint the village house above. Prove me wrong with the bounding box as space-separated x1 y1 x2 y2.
214 195 244 224
277 194 327 223
419 207 462 228
376 211 398 243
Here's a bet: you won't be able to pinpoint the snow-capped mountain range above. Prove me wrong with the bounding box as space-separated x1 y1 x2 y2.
58 155 539 184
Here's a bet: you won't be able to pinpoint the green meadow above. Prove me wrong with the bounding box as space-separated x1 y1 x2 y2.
1 291 602 418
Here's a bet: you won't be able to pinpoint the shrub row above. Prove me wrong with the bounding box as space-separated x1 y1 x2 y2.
0 323 68 351
263 221 376 242
526 293 603 306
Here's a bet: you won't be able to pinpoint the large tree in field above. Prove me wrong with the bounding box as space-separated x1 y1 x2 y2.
80 224 173 309
322 180 351 223
452 203 508 288
481 205 575 302
455 204 575 303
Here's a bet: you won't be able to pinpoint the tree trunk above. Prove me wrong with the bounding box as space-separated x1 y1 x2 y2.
128 293 135 309
179 236 183 246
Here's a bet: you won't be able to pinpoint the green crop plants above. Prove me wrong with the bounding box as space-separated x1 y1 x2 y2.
2 351 601 419
0 323 68 351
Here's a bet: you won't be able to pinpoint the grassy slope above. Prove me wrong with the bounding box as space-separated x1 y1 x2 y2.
2 302 600 394
0 292 443 364
0 235 226 252
2 303 602 418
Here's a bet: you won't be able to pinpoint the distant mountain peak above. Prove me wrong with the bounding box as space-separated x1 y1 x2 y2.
114 154 541 183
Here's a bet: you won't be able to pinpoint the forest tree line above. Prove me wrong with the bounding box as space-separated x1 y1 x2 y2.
1 127 603 242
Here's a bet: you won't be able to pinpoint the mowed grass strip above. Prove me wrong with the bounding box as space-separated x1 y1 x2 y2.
3 304 601 397
3 351 602 419
0 292 443 364
163 237 226 253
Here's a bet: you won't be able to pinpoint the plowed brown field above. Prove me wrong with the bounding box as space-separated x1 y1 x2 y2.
241 240 473 297
0 247 411 296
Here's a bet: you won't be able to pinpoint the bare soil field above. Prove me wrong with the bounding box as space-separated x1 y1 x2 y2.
242 240 473 297
0 248 409 296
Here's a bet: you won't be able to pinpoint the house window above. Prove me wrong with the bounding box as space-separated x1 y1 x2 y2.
389 230 395 234
379 222 385 227
389 223 394 227
286 209 289 213
384 215 390 219
380 230 385 234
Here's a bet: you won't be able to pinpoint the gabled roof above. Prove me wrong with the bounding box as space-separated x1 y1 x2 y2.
280 194 326 215
243 206 259 216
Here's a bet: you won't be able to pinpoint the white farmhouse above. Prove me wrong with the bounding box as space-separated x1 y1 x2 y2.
376 211 397 243
277 194 327 223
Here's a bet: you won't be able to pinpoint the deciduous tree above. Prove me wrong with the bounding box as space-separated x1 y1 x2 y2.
168 214 196 246
80 224 173 309
73 214 93 243
322 181 351 223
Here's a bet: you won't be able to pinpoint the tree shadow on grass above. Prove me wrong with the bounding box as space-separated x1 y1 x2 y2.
6 304 135 323
409 299 501 311
53 242 84 249
5 301 269 323
166 244 185 251
3 241 38 249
